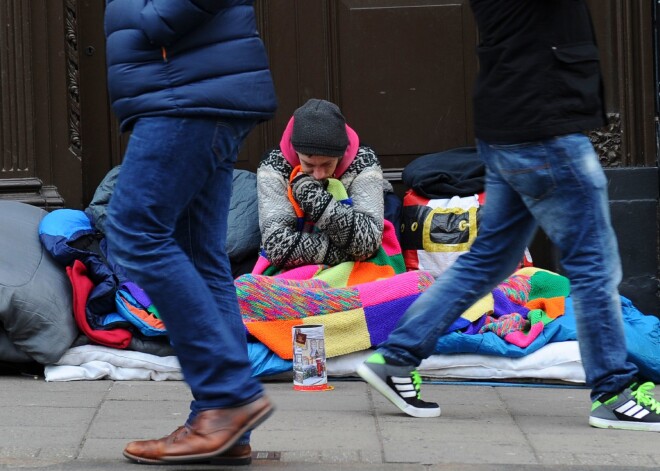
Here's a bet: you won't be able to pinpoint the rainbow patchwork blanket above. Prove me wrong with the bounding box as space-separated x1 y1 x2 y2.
237 264 571 359
236 270 435 359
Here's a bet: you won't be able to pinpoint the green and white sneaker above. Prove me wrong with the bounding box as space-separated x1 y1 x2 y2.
589 381 660 432
357 353 440 418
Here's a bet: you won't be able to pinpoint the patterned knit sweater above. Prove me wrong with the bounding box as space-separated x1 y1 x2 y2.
257 145 385 268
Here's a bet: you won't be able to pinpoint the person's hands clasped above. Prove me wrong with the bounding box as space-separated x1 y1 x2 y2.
291 172 332 222
291 171 320 194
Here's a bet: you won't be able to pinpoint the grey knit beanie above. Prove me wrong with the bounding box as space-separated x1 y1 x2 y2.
291 99 349 157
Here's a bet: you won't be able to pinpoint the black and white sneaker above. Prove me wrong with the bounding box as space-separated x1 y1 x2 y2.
589 381 660 432
357 352 440 418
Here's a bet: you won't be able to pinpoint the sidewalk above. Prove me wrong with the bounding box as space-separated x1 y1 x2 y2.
1 374 659 470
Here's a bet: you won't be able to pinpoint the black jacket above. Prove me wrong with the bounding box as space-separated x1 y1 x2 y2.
470 0 606 143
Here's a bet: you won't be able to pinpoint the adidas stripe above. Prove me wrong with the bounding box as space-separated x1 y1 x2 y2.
391 376 416 398
616 400 651 420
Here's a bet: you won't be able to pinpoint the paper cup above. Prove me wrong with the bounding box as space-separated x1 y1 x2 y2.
292 324 332 391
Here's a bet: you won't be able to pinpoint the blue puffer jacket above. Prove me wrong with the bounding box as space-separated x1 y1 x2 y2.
104 0 277 132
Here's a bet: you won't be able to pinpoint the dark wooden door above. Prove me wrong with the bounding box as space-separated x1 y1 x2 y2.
0 0 120 210
0 0 74 208
246 0 478 176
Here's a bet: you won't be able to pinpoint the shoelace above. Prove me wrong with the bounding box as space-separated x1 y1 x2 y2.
167 426 191 443
411 370 423 399
631 382 660 414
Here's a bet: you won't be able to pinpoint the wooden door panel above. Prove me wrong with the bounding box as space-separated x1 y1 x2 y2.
0 0 72 208
336 0 476 169
241 0 333 171
249 0 477 173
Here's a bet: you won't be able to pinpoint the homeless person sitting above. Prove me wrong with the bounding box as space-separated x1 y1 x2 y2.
256 98 387 270
238 99 433 362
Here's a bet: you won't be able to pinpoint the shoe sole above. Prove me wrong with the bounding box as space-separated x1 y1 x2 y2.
357 363 440 418
589 416 660 432
123 453 253 466
123 402 274 464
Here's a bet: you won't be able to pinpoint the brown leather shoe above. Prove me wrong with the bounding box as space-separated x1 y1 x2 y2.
123 396 272 464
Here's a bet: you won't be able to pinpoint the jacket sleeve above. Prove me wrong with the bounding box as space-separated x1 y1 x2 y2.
315 147 385 260
257 152 350 268
140 0 225 46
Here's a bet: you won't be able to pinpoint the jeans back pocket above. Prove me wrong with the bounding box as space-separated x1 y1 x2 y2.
489 142 557 201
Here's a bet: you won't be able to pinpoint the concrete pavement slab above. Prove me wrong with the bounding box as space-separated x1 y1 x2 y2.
1 375 660 470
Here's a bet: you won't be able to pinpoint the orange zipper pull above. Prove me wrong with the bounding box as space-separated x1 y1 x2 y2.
161 47 168 62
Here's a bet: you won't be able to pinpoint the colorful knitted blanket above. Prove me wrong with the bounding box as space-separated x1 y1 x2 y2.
459 267 571 347
237 270 434 359
239 264 570 359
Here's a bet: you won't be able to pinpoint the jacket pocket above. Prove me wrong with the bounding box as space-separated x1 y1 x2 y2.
551 43 600 65
550 42 602 115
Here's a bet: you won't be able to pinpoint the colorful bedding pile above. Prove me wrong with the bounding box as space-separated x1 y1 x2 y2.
447 267 571 348
238 263 572 361
240 214 440 359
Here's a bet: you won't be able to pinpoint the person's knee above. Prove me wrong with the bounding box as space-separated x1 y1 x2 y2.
105 210 155 264
460 237 525 280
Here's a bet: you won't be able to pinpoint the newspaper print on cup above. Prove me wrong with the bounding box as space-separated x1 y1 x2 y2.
292 324 332 391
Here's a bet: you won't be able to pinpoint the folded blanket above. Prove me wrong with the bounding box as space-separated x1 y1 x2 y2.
44 341 586 383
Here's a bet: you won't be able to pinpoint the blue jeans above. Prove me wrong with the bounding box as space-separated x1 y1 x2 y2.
380 133 638 399
105 117 264 419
